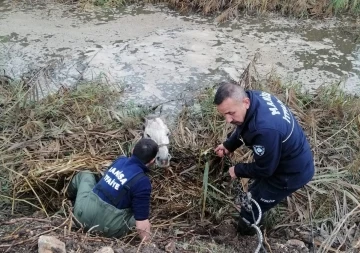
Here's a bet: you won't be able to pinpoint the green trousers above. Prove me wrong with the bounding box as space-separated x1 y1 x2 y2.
68 171 136 238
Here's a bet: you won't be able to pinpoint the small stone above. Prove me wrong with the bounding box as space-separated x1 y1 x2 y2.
286 239 306 248
38 235 66 253
94 247 114 253
165 240 175 252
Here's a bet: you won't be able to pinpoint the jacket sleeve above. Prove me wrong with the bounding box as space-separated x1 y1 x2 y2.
223 127 244 152
131 177 152 221
234 129 282 178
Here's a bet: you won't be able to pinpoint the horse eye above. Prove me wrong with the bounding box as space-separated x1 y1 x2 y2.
146 134 151 138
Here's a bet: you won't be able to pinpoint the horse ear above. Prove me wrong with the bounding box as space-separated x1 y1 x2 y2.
142 116 149 124
150 104 163 115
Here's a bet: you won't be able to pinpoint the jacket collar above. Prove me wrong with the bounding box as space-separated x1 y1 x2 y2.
127 155 150 173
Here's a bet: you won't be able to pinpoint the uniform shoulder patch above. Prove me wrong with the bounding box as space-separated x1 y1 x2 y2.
253 145 265 156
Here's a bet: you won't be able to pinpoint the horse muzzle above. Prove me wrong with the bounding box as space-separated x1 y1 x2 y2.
156 154 172 168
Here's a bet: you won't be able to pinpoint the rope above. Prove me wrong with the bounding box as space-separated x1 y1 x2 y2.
252 224 264 253
225 155 267 253
241 191 268 253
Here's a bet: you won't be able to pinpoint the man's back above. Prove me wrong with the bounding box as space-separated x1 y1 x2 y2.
246 91 308 159
226 90 314 188
94 156 152 221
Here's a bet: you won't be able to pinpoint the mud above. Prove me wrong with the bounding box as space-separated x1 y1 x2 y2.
0 213 310 253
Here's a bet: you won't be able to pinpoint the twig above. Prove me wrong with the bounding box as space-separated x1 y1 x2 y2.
263 229 273 253
136 237 146 253
316 116 357 147
305 186 315 253
0 217 50 226
87 224 99 234
5 167 49 217
0 194 43 212
157 206 195 226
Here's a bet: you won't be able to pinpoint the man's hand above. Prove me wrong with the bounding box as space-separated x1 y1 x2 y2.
136 219 151 241
214 144 230 157
229 166 237 179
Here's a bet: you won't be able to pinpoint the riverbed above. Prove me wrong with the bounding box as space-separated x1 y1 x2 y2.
0 0 359 113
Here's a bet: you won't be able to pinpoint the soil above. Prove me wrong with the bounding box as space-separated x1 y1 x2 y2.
0 209 311 253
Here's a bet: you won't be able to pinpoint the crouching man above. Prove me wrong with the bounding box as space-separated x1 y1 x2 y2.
67 138 158 241
213 82 315 235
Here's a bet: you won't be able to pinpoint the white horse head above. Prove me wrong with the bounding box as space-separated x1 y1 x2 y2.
143 115 171 168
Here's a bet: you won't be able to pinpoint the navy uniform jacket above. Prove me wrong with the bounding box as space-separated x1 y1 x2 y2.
93 156 151 221
223 90 314 189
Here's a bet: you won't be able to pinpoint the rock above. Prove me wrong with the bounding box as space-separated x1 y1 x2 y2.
165 240 175 252
38 235 66 253
286 239 306 248
94 247 114 253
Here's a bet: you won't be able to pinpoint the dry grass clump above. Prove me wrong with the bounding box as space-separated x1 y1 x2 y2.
1 60 359 252
70 0 360 19
169 58 360 251
54 0 360 19
166 0 360 20
0 79 151 214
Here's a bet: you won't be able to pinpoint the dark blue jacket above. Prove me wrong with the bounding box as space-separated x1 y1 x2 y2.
93 156 151 221
223 90 314 189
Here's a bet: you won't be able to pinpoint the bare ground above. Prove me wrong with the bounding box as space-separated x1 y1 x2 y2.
0 205 311 253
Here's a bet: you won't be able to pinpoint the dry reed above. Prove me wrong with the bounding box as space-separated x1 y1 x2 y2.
0 58 359 251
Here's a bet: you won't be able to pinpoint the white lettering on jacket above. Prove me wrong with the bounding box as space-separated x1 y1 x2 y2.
104 167 128 190
260 92 280 116
276 98 291 124
104 174 120 190
260 198 275 203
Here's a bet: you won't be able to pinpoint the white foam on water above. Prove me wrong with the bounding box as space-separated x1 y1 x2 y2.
0 0 359 111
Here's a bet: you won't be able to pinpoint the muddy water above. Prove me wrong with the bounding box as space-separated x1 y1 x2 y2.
0 1 359 113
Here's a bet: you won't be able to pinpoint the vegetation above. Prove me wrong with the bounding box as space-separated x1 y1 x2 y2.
171 60 360 252
1 57 359 252
75 0 360 19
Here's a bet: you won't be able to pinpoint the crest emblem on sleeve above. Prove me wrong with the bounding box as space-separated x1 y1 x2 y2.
253 145 265 156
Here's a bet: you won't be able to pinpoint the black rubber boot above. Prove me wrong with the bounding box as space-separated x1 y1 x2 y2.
237 217 256 236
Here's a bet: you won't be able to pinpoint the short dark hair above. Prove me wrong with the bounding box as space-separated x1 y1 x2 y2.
133 138 159 164
213 81 248 105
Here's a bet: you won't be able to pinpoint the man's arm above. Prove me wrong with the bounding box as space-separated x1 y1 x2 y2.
223 127 244 152
131 178 152 240
234 129 282 178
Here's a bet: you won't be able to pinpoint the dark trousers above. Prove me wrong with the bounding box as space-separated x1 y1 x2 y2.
240 179 300 224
